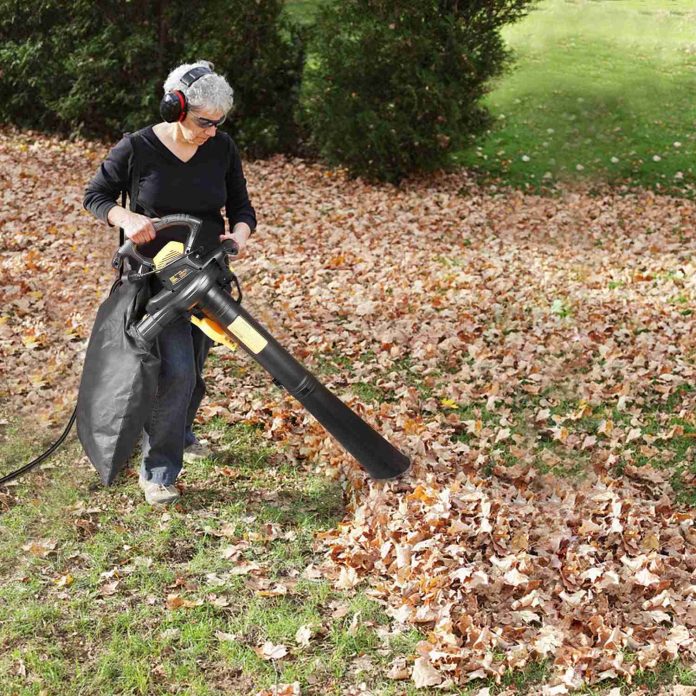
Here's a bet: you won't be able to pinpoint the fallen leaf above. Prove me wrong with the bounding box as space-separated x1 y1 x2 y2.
295 624 313 647
334 565 360 590
255 641 288 661
412 657 443 688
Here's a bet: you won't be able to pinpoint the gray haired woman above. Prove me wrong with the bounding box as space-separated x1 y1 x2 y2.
84 60 257 505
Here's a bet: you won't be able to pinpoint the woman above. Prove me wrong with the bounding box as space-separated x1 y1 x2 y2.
84 60 256 505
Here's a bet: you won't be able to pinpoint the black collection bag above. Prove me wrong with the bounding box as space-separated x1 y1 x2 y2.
76 132 161 485
76 276 160 484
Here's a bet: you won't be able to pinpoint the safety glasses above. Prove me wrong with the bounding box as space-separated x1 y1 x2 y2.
191 113 226 129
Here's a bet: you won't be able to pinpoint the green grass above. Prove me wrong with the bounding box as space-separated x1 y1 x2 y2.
0 414 434 695
454 0 696 193
448 382 695 497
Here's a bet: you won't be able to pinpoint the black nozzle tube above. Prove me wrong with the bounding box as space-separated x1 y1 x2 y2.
199 286 410 480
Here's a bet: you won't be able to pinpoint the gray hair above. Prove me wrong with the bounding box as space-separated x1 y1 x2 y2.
163 60 234 114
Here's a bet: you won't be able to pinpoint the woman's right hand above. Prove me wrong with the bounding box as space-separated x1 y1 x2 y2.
122 212 160 246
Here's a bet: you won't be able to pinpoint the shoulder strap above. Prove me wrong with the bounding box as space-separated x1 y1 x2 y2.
126 132 143 212
119 143 128 251
117 131 144 277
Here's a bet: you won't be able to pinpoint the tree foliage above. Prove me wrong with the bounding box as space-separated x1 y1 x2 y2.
301 0 537 181
0 0 304 155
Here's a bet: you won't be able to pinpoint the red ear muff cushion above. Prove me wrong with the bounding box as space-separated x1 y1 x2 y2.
175 91 187 121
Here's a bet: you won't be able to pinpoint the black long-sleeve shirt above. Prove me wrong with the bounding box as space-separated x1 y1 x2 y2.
83 125 257 259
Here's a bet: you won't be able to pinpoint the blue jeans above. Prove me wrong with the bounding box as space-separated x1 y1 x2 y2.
140 315 212 485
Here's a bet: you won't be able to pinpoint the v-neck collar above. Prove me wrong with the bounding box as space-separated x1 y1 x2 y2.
149 125 203 165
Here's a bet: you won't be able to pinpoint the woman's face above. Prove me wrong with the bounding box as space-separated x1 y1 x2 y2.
179 106 226 145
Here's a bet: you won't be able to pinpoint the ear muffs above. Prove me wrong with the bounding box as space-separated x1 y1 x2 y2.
159 90 188 123
159 65 213 123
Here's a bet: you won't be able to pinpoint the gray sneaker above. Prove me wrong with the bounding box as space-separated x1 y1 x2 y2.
138 475 180 505
183 440 213 463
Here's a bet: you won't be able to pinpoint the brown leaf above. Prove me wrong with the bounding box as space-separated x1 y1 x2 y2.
412 657 443 688
165 593 202 610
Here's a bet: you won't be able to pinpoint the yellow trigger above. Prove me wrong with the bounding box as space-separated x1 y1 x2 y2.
190 316 238 352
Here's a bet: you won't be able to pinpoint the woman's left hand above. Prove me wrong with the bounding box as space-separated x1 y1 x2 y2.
220 224 251 257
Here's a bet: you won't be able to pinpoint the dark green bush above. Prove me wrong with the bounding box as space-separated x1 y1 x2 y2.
301 0 537 182
0 0 304 156
184 1 306 157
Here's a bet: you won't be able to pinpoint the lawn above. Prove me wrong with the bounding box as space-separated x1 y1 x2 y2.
457 0 696 192
0 416 427 695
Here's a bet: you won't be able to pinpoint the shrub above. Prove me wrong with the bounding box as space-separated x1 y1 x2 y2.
184 0 306 157
0 0 304 156
301 0 537 182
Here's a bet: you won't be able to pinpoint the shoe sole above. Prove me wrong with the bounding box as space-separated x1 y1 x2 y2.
144 494 180 505
183 452 212 464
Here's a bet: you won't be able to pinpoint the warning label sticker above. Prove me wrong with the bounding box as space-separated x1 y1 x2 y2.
227 316 268 354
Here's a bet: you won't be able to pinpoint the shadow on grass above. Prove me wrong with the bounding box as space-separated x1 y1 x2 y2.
180 476 345 529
